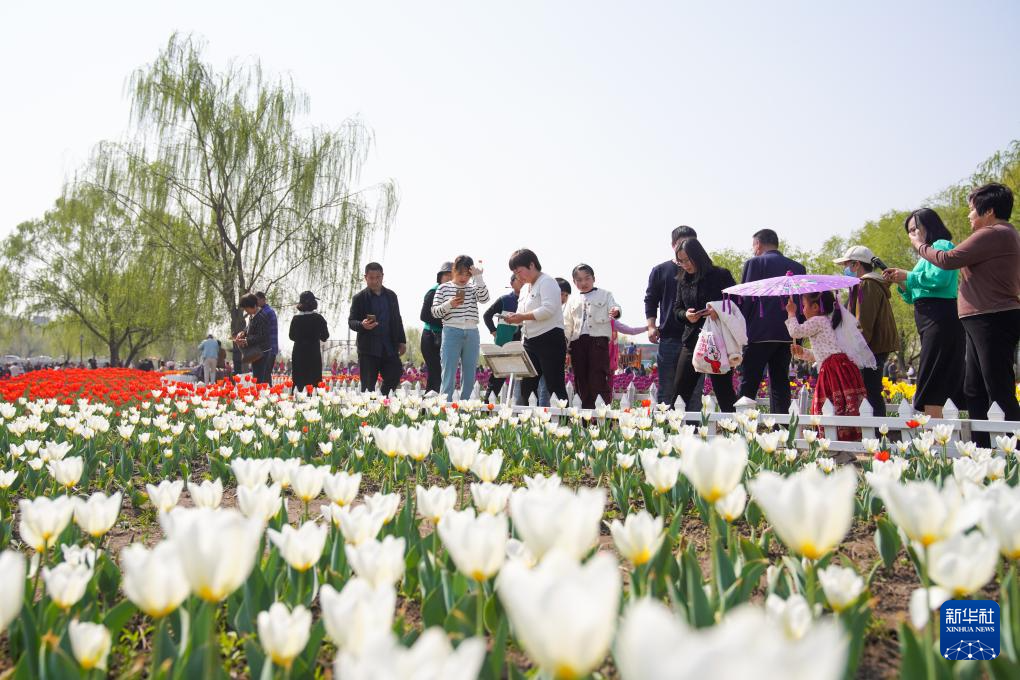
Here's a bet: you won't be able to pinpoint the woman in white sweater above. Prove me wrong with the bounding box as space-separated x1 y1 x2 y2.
431 255 490 401
503 248 568 405
563 264 620 408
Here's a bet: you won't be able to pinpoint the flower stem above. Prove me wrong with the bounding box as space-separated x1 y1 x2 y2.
475 579 486 638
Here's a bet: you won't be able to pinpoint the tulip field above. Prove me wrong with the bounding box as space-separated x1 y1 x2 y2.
0 370 1019 678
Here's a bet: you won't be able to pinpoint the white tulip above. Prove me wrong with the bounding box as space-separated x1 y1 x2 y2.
610 510 665 566
43 562 92 609
258 602 312 669
928 531 999 597
714 483 748 522
146 479 184 513
290 464 326 502
334 628 485 680
401 424 434 462
120 542 190 618
18 495 74 552
269 458 300 488
750 467 856 560
320 578 396 655
639 450 682 495
372 425 406 458
187 478 224 509
470 451 503 483
981 485 1020 559
160 507 262 602
0 551 26 633
324 471 361 506
616 453 635 469
497 550 620 678
615 599 846 680
69 620 111 671
505 538 538 568
267 521 328 572
470 482 513 515
0 469 18 488
909 586 951 630
416 484 458 524
524 473 561 491
438 508 507 581
818 565 865 612
72 491 121 538
231 458 271 488
346 535 406 588
365 492 400 524
765 593 813 640
238 483 284 524
681 436 747 502
47 456 84 489
873 479 980 547
509 486 605 561
446 436 481 473
331 504 387 545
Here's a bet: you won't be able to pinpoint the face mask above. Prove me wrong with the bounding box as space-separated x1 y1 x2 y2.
843 266 856 277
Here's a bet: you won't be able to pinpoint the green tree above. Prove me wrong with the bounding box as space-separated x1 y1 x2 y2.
403 327 422 366
91 33 397 338
1 187 210 366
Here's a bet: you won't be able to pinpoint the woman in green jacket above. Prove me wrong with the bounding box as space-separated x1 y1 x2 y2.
882 208 965 417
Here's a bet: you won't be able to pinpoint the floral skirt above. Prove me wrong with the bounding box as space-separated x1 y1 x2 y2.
812 353 867 442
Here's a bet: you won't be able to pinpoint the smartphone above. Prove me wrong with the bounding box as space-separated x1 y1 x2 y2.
455 289 466 300
871 256 887 271
365 314 376 323
694 308 710 316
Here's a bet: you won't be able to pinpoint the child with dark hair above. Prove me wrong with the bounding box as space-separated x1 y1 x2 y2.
564 264 621 408
432 255 490 401
785 291 873 442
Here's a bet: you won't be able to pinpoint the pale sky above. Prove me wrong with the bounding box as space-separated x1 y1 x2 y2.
2 0 1019 346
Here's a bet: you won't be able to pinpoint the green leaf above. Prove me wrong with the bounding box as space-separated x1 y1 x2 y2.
102 599 137 639
874 516 901 570
897 623 930 680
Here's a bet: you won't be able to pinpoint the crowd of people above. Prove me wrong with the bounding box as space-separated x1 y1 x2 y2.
334 181 1019 440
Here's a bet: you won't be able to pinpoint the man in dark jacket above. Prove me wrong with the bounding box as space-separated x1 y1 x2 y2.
348 262 407 395
420 262 453 394
737 229 807 414
644 225 697 404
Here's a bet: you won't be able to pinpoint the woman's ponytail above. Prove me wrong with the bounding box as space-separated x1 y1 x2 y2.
821 291 842 330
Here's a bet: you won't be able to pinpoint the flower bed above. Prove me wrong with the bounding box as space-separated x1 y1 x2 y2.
0 369 1018 678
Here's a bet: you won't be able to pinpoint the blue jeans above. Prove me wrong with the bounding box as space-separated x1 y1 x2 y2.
538 376 550 407
441 327 480 401
656 336 683 404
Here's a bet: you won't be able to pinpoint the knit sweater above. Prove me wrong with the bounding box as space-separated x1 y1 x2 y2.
916 223 1020 318
432 278 491 329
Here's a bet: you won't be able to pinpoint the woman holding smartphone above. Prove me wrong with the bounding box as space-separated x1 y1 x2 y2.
671 238 738 412
431 255 490 401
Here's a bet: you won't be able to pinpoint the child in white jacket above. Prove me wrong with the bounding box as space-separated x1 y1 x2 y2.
564 264 620 408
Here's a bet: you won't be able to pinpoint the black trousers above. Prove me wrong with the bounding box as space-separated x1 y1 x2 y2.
359 353 402 395
519 328 568 405
674 343 736 412
961 309 1020 446
251 354 272 384
569 335 611 409
860 352 889 417
421 330 442 395
913 298 965 410
738 342 793 415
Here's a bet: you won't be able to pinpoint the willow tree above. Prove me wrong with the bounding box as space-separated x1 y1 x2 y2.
92 33 398 335
1 186 211 366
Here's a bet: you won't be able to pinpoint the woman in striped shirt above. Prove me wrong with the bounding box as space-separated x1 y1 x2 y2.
431 255 490 401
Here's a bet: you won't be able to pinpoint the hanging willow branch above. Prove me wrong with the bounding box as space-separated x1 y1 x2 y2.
87 32 398 331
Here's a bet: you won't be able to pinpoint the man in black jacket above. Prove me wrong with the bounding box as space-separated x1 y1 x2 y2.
737 229 806 414
420 262 453 394
348 262 407 395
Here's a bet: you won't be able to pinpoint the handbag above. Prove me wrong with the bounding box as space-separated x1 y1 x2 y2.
237 343 264 365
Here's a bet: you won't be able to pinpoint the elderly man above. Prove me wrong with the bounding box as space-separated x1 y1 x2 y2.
348 262 407 395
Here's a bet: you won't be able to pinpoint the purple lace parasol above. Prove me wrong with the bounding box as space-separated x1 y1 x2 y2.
722 272 861 316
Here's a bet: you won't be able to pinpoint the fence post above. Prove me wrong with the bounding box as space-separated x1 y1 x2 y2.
649 383 658 405
897 400 913 419
674 394 686 413
858 398 875 441
988 402 1006 421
